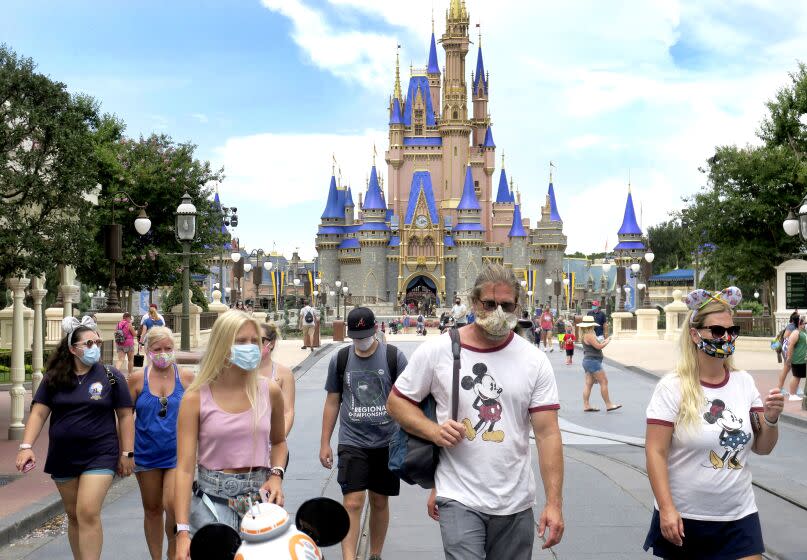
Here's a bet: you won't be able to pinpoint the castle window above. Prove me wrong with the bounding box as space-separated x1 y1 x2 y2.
414 124 423 135
453 110 458 119
474 180 480 197
454 147 457 156
414 109 423 121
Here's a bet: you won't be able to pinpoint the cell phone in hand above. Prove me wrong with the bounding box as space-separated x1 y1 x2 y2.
22 459 36 473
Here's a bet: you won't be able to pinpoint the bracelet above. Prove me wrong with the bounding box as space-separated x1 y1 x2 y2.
269 466 285 480
18 443 32 450
763 415 779 427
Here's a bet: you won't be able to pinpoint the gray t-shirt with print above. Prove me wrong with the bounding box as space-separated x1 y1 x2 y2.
324 343 408 448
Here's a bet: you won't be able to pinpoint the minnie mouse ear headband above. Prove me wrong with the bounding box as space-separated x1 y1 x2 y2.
684 287 742 322
62 316 97 345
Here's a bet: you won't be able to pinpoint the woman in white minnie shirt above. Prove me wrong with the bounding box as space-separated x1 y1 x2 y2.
644 290 784 560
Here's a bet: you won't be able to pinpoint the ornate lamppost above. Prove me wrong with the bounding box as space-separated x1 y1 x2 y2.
175 193 197 352
103 191 151 312
335 280 343 319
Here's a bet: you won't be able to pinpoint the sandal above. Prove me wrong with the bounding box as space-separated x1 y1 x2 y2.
607 405 623 412
584 407 600 412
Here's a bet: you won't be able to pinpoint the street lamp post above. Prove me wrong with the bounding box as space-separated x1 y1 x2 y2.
219 205 237 301
527 290 533 315
545 277 553 308
343 286 349 320
335 280 343 319
103 191 151 312
175 193 197 352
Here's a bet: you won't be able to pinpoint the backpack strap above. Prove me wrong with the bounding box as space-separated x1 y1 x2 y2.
448 328 461 421
102 364 117 386
386 344 399 383
335 346 351 402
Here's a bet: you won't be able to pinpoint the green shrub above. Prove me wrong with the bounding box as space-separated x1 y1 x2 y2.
161 283 210 312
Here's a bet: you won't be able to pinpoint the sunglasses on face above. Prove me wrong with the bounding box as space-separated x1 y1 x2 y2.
478 300 517 313
699 325 741 339
158 396 168 418
74 339 103 349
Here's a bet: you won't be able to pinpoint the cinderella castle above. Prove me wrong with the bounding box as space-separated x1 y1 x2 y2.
316 0 566 313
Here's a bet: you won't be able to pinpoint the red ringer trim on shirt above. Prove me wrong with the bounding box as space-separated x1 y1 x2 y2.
391 385 420 406
700 368 730 388
750 407 764 413
647 418 674 427
461 331 514 353
529 403 560 413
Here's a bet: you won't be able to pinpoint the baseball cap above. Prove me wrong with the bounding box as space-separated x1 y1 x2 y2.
347 307 376 339
591 300 600 307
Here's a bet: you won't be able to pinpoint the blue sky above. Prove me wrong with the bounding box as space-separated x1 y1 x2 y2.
3 1 803 259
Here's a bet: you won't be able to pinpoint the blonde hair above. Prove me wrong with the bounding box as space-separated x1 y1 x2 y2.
674 300 737 431
189 310 266 425
148 307 160 321
260 322 282 344
144 326 174 353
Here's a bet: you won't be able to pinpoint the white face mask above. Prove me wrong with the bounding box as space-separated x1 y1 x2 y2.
353 337 375 352
475 305 518 338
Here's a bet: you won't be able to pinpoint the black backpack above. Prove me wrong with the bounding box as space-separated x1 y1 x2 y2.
304 310 314 323
333 343 399 400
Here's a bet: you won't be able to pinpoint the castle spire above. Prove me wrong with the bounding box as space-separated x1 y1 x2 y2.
473 31 487 95
508 204 527 237
320 174 342 219
363 165 385 210
393 45 402 101
427 30 440 75
495 166 510 203
547 179 561 222
457 165 481 210
617 188 642 235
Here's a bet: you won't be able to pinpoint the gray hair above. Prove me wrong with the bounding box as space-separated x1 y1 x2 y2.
470 264 521 304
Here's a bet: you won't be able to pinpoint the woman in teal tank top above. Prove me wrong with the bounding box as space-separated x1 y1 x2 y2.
128 327 194 560
783 317 807 400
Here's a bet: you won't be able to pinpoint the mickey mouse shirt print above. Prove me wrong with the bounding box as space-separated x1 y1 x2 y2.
393 331 559 515
646 369 764 521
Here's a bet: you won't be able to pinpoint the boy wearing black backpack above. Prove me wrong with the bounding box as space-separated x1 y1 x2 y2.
320 307 408 560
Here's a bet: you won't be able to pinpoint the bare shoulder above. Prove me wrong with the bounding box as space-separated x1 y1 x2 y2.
276 363 294 382
181 387 201 408
128 370 144 390
179 368 195 388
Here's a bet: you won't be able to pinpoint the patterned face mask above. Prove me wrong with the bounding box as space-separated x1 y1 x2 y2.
475 305 518 338
695 331 735 359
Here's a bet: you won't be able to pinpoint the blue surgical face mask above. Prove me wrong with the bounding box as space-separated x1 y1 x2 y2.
230 344 261 371
79 345 101 366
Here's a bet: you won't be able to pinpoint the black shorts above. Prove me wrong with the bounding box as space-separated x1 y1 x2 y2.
565 349 574 357
643 509 764 559
792 362 806 378
336 444 400 496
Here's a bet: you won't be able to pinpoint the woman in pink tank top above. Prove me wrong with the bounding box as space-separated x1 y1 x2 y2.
173 311 287 560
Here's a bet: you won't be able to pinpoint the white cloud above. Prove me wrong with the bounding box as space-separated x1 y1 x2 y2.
191 113 209 124
212 129 387 260
253 0 807 254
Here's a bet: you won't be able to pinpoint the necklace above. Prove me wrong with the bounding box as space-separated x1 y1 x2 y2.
76 372 89 385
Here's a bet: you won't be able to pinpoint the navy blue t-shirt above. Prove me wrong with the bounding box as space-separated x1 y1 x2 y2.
590 310 607 337
33 364 132 477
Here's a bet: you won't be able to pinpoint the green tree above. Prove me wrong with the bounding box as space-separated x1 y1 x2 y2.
75 131 226 294
647 219 689 273
682 63 807 300
0 45 101 279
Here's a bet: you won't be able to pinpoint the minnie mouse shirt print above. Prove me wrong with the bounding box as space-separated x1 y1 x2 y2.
646 369 764 521
393 331 559 516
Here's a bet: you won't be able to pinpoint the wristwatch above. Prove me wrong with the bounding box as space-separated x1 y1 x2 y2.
121 451 134 458
269 466 285 480
18 443 32 450
174 523 191 535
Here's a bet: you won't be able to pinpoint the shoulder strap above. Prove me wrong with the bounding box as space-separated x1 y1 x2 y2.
386 344 398 383
103 364 117 386
335 346 351 402
448 328 461 421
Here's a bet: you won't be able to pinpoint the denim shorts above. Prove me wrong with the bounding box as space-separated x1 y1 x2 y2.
581 358 603 374
52 468 115 484
189 466 269 536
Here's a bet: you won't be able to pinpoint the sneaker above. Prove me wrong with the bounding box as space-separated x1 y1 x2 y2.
788 394 803 401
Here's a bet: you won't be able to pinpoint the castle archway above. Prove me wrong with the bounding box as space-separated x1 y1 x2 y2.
402 274 439 316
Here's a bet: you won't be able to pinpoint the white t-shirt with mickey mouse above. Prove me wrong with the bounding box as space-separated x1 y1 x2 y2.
646 369 764 521
393 331 560 516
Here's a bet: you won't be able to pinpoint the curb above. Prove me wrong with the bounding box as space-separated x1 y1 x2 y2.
603 357 807 430
0 492 63 549
292 343 334 377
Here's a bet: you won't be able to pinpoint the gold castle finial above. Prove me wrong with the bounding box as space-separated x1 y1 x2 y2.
501 150 505 169
477 22 481 48
394 45 402 100
549 160 555 183
373 143 377 166
628 168 632 193
332 153 336 176
432 4 435 33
